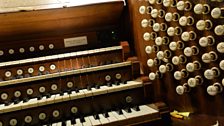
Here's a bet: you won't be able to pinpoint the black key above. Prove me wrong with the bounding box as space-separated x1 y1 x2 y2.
14 99 20 104
46 93 51 98
37 95 43 100
71 118 76 124
95 85 100 89
115 81 120 85
24 74 30 78
133 106 140 111
123 80 127 84
117 109 123 115
103 112 109 118
62 121 66 126
94 114 99 120
17 75 23 79
125 108 132 113
23 98 29 103
38 72 42 76
107 82 112 87
67 90 72 94
45 71 50 74
4 102 12 106
80 117 85 123
60 91 64 96
87 85 92 91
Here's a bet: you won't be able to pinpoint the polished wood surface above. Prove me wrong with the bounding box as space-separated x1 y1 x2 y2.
0 1 124 41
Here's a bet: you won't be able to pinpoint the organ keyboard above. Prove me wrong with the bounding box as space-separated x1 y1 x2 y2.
0 0 170 126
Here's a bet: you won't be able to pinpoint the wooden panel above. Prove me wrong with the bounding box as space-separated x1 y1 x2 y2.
0 1 124 41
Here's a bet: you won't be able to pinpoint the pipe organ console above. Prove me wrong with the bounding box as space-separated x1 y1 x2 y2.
1 0 224 125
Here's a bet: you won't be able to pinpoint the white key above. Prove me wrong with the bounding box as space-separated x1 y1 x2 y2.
91 87 107 96
46 94 56 104
27 98 38 108
62 92 70 101
122 109 136 118
9 101 23 112
111 111 126 120
139 105 158 115
66 120 72 126
38 96 47 106
81 89 92 97
57 122 62 126
52 123 57 126
83 117 92 126
0 104 5 113
107 84 119 93
88 115 101 126
3 103 15 113
107 112 118 122
70 91 85 100
98 114 109 124
22 98 38 109
54 94 63 103
74 118 83 126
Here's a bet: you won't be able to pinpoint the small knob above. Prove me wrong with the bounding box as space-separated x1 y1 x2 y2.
159 65 167 73
169 41 178 51
153 23 167 32
204 69 214 80
214 25 224 36
219 60 224 70
176 83 190 95
184 47 193 57
184 46 199 57
151 9 159 18
147 59 154 67
179 16 194 26
156 51 165 60
181 31 197 41
155 37 163 46
139 6 146 14
176 1 192 11
141 19 148 28
172 56 180 65
207 83 223 96
149 0 156 4
165 12 180 22
186 62 195 72
163 0 172 7
143 32 151 41
174 71 182 80
194 4 210 14
199 36 215 47
145 46 153 54
196 20 213 30
149 72 156 80
187 76 203 87
174 70 189 80
167 27 182 36
217 42 224 53
202 53 211 63
211 7 224 19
